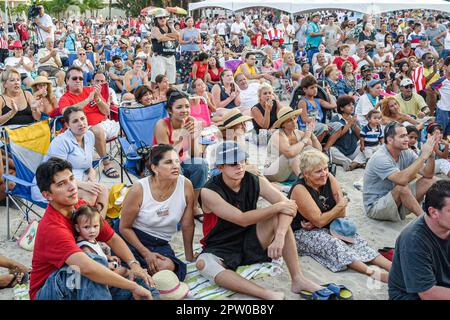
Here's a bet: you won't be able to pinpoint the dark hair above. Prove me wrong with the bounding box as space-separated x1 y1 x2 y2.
208 56 221 69
66 66 84 81
426 122 443 135
336 95 355 113
406 125 419 136
367 109 381 119
132 57 144 65
155 74 168 85
403 42 411 48
36 158 73 193
71 205 103 235
84 42 94 50
422 52 433 61
165 88 188 111
112 55 122 62
191 78 204 90
63 106 85 123
423 180 450 215
146 144 176 175
445 56 450 66
196 52 209 62
134 85 153 104
413 23 421 29
219 68 232 84
300 75 317 89
395 34 405 42
93 71 106 80
245 52 256 60
384 121 404 144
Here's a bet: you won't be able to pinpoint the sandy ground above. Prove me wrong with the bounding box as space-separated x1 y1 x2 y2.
0 136 430 300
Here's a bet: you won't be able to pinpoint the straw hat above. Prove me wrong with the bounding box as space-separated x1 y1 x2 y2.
219 108 252 130
153 270 189 300
31 76 52 87
273 106 303 129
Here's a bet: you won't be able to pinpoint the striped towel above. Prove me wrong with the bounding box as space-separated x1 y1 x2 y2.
176 246 283 300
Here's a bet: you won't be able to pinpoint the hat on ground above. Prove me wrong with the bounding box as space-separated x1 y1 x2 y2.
214 141 248 165
330 218 357 244
153 270 189 300
153 8 170 18
273 106 303 129
8 40 25 50
31 76 52 87
219 108 252 130
400 78 414 87
367 79 383 88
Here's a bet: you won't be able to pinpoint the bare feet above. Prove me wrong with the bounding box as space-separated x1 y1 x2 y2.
0 273 24 288
368 267 389 283
265 290 285 300
291 276 323 294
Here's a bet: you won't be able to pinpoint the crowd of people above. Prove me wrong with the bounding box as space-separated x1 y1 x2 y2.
0 5 449 300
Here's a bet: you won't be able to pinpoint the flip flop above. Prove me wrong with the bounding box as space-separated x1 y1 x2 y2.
299 288 337 300
321 283 353 300
103 167 119 178
0 272 27 289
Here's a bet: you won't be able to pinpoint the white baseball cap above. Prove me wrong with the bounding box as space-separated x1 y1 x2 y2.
400 78 414 87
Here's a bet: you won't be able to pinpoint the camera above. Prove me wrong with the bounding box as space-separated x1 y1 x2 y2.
28 3 41 20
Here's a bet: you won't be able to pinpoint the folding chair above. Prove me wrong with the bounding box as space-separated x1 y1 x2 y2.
1 120 51 239
118 102 168 183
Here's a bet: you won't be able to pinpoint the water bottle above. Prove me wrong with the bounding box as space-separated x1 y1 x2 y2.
127 140 138 157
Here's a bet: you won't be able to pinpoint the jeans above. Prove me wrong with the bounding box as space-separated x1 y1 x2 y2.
181 157 209 189
441 49 450 59
436 107 450 136
306 47 319 64
36 252 159 300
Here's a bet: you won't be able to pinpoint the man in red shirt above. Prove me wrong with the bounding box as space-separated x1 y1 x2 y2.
30 157 155 300
59 66 120 178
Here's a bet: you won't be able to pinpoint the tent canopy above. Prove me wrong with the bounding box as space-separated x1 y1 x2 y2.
188 0 450 15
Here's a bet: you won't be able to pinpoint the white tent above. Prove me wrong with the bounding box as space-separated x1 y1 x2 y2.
188 0 450 14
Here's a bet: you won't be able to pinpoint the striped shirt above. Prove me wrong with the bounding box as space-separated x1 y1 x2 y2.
360 124 384 147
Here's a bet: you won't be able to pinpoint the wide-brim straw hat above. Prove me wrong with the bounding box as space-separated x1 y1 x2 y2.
31 76 52 87
273 106 303 129
219 108 252 130
153 270 189 300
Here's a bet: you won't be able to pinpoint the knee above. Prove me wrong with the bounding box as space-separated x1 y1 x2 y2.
195 259 205 271
195 253 225 283
394 184 412 196
91 125 106 141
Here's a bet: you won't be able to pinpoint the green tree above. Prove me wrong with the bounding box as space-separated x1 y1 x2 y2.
79 0 106 18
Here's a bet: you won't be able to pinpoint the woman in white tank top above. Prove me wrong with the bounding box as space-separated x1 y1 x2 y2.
118 145 196 280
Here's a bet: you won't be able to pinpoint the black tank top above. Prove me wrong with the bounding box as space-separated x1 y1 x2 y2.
218 84 237 110
1 91 34 126
151 25 178 56
251 101 278 134
288 177 336 231
200 172 260 252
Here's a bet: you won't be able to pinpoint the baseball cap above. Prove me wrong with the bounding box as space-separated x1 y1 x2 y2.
367 79 384 88
360 65 373 72
214 141 248 165
400 78 414 87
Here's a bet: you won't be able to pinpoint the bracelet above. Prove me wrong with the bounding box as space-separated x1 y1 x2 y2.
127 259 140 267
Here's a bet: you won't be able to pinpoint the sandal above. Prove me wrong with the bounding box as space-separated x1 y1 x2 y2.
299 288 337 300
103 167 119 178
194 214 204 223
321 283 353 300
0 272 28 289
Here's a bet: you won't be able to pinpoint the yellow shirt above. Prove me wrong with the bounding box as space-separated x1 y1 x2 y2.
234 63 257 78
423 67 440 86
395 93 427 116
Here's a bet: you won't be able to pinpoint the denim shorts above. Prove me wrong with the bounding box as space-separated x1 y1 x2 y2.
436 108 450 136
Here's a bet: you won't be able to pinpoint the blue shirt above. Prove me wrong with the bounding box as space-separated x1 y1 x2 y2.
360 124 384 147
45 129 95 181
111 47 132 62
306 22 322 48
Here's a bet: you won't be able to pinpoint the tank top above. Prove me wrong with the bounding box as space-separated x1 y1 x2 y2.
133 176 186 242
298 97 323 128
288 177 336 231
122 74 143 94
1 91 34 126
152 118 186 161
444 31 450 50
151 25 178 56
251 101 278 134
208 67 223 82
77 240 108 261
180 28 200 52
218 84 237 109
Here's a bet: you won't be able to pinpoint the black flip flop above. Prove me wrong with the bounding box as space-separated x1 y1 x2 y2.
194 214 204 223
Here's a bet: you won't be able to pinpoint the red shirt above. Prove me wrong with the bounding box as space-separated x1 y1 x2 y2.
333 56 358 71
395 49 415 62
207 67 223 83
190 61 208 79
250 34 268 47
30 200 114 300
59 87 106 126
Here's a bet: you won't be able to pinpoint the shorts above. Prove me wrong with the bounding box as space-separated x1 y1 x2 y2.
366 181 417 222
150 54 176 84
97 119 120 140
38 65 62 77
201 225 271 271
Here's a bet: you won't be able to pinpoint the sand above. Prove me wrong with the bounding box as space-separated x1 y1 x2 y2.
0 138 427 300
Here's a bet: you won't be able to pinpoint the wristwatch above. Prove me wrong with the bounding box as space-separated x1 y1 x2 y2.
128 259 140 267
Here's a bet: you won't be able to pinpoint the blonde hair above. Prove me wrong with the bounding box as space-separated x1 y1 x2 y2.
298 149 329 174
324 64 337 77
1 68 21 94
381 96 399 118
258 83 273 98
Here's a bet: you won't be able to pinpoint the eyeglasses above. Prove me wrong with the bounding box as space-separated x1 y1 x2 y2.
78 53 86 56
403 85 414 89
70 76 84 81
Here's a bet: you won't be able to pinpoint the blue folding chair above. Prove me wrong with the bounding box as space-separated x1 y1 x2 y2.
1 120 51 239
118 102 168 183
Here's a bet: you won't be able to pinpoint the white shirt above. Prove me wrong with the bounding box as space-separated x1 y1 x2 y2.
277 23 296 44
37 14 55 43
373 52 393 64
216 22 227 35
5 56 32 77
239 82 260 108
231 22 246 37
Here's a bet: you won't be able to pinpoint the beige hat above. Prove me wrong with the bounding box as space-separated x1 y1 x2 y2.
31 76 52 87
273 106 303 129
219 108 252 130
153 270 189 300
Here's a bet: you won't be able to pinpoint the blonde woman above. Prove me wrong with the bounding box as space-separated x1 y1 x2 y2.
381 96 424 130
0 68 41 126
31 76 58 116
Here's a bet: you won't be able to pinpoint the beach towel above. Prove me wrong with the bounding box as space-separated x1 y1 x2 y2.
176 245 283 300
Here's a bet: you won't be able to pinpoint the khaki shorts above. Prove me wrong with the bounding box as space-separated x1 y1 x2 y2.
366 182 417 222
96 119 120 140
150 54 176 84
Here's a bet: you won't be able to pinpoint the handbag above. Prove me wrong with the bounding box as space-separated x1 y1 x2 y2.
17 220 39 251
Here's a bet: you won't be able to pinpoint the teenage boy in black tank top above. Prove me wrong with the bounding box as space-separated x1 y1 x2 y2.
196 141 323 300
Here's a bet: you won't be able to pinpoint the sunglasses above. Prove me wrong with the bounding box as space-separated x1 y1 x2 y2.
78 53 86 56
403 85 414 89
71 76 84 81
